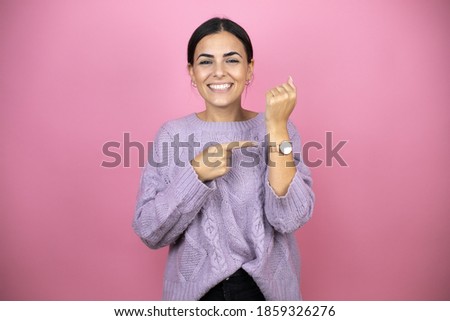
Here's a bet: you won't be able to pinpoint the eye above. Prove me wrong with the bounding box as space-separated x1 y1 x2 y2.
227 59 239 63
198 60 212 65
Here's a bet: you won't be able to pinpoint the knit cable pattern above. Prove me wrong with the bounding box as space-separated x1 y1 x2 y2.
133 112 314 300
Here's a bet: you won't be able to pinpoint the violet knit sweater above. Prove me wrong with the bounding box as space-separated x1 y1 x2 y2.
133 112 315 300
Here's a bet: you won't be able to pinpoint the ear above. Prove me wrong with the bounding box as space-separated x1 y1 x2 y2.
187 63 194 81
247 59 254 80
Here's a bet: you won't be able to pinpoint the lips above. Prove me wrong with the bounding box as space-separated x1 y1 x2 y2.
207 83 233 92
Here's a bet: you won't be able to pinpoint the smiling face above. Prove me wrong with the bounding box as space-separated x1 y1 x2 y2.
188 31 254 110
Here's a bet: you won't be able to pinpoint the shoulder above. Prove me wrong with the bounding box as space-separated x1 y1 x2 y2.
156 113 197 138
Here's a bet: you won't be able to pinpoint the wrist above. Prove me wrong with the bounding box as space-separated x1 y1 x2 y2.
190 159 205 182
265 124 291 155
268 140 293 154
266 124 289 142
266 124 288 136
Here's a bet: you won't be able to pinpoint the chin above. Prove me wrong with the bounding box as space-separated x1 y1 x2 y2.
205 101 232 108
207 97 241 109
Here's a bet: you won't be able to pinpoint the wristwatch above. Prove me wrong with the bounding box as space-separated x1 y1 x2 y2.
279 140 293 155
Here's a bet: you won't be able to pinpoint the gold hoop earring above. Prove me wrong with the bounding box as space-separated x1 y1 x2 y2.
246 74 254 86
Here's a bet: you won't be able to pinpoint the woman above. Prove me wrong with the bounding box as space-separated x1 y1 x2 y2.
133 17 314 301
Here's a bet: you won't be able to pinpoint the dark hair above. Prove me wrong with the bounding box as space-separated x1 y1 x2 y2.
187 17 253 65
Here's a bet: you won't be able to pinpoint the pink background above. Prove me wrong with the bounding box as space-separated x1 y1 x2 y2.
1 0 449 300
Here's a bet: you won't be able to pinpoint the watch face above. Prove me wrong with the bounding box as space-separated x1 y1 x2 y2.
280 141 293 155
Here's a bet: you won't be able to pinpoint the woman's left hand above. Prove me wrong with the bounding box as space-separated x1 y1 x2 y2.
265 76 297 132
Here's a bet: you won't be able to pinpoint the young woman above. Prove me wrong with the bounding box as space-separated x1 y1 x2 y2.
133 17 315 301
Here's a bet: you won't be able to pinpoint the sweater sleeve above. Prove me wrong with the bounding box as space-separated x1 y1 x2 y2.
263 121 315 233
132 124 216 249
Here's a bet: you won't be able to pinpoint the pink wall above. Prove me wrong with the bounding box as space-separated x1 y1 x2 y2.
1 0 449 300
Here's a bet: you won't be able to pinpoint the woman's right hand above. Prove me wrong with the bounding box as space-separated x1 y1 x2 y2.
190 141 256 182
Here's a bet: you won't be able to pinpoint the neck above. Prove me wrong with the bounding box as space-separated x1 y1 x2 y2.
200 102 248 122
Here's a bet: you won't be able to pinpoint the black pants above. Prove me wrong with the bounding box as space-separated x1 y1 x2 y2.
199 268 266 301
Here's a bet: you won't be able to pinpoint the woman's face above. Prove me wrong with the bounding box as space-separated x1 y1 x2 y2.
188 31 254 110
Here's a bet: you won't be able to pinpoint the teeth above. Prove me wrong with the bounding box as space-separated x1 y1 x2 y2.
209 83 232 90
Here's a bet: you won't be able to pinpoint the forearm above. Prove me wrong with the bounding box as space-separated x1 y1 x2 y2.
263 123 315 233
266 125 296 196
134 162 215 249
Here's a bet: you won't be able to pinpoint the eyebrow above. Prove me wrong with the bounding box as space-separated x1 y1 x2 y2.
196 51 243 61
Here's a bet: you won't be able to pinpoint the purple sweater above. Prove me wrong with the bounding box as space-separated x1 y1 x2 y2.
133 112 315 300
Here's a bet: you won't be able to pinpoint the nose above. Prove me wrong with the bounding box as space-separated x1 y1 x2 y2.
213 62 226 78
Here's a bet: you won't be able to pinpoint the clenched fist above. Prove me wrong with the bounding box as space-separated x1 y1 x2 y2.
265 76 297 131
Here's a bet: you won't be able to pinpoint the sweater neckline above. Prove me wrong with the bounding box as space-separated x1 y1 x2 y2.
186 111 264 131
